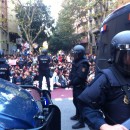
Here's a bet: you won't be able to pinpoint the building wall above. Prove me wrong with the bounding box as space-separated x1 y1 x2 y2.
0 0 8 52
0 0 8 30
0 0 19 54
7 0 19 33
86 1 116 54
87 0 130 54
7 0 20 54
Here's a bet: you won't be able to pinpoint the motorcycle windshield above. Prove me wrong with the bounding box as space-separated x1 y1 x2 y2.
0 78 39 129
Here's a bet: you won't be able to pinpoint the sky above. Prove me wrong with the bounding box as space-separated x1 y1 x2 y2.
43 0 63 20
21 0 63 20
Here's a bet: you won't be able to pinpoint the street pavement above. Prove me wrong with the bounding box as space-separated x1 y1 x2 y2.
51 88 90 130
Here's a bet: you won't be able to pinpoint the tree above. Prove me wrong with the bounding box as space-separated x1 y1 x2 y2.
12 0 54 47
49 0 85 54
49 0 119 54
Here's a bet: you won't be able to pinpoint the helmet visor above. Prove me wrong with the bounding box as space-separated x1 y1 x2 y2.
115 44 130 74
71 49 78 60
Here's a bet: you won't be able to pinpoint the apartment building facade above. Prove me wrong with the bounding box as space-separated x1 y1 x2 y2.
0 0 19 54
86 0 119 54
0 0 8 53
75 0 130 54
88 0 130 54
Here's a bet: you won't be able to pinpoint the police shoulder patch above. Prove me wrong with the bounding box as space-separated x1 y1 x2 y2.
123 95 129 104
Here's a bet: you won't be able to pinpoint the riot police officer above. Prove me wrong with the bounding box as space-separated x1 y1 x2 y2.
69 44 90 129
0 50 10 81
38 49 51 91
78 31 130 130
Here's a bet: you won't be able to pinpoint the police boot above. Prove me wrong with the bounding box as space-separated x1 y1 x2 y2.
47 87 51 92
70 115 79 120
72 121 85 129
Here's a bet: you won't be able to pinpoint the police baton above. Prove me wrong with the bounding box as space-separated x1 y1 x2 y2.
122 118 130 130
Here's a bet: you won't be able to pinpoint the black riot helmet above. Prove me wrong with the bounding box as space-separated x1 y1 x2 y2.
71 45 85 61
111 30 130 76
0 49 4 58
41 49 48 55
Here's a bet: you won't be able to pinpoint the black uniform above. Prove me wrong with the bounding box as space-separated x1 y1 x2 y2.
69 44 90 129
78 66 130 130
78 31 130 130
38 54 51 90
69 57 89 118
0 58 10 81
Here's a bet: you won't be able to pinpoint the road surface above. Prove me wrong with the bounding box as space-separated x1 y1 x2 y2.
51 88 90 130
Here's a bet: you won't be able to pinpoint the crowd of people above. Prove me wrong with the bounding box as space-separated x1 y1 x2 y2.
0 45 96 130
6 53 38 86
2 51 95 91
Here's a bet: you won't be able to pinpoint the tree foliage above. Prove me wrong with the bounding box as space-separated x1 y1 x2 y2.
49 0 87 54
12 0 54 46
49 0 118 54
